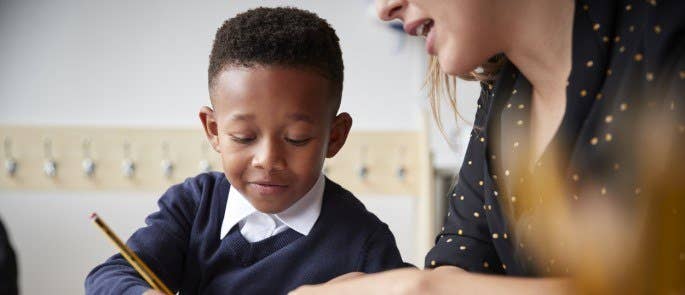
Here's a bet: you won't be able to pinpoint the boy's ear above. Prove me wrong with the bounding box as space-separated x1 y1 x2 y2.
326 112 353 158
199 106 221 153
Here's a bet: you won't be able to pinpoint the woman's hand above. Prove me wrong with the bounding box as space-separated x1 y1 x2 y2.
290 267 468 295
291 266 572 294
326 272 366 283
142 289 167 295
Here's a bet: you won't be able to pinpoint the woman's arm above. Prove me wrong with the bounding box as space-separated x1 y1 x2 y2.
291 266 573 295
423 84 513 273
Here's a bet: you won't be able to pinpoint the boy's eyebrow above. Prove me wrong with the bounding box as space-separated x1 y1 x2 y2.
287 113 315 124
229 113 255 121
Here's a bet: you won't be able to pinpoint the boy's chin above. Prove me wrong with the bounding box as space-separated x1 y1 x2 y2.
247 197 297 214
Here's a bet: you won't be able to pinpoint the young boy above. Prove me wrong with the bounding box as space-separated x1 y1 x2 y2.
85 7 407 295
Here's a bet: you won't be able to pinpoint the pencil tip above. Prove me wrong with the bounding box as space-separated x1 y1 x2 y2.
89 212 98 220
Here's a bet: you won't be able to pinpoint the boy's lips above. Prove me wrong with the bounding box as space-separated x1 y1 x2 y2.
248 182 289 195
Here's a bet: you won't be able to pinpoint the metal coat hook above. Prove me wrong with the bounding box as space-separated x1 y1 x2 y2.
81 138 96 178
396 146 407 181
121 141 135 178
42 138 57 178
3 137 18 177
357 145 369 180
160 141 174 179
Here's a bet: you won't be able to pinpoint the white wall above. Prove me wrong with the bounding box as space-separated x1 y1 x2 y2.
0 0 430 130
0 190 158 294
0 0 480 294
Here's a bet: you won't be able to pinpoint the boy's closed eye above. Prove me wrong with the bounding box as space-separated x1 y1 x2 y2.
285 137 313 146
229 134 256 144
228 134 314 146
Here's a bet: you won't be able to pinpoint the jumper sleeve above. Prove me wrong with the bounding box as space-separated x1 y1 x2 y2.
85 179 201 295
358 223 413 273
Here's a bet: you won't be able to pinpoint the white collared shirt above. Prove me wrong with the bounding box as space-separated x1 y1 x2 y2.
220 174 325 242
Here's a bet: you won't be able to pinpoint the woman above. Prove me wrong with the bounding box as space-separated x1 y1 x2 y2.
293 0 684 293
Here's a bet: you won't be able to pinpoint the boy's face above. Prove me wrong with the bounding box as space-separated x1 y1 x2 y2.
200 66 351 214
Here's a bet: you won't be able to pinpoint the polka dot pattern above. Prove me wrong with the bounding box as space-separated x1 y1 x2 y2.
425 0 685 277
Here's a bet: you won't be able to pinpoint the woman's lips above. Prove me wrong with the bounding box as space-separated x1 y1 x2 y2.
404 18 433 36
403 18 436 55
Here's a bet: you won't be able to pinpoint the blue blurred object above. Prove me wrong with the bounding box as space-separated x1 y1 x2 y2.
389 21 404 33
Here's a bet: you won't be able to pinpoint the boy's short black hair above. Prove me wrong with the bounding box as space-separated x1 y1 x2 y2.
209 7 344 112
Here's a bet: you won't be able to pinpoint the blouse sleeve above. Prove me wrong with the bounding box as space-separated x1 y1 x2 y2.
424 83 505 274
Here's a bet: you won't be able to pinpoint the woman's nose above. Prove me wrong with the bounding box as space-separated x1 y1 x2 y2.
376 0 405 22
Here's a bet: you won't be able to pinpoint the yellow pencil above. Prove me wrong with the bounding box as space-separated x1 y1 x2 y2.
90 212 173 295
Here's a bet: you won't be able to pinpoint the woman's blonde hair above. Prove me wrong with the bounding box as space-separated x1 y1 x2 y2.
425 55 505 145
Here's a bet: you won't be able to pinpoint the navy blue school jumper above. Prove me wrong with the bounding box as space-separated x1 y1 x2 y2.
85 172 409 294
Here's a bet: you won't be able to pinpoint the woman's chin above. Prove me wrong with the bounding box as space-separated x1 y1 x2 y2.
438 52 487 77
438 56 470 76
439 64 462 76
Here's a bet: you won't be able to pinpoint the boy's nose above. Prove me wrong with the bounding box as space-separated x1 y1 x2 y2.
251 140 287 172
376 0 406 22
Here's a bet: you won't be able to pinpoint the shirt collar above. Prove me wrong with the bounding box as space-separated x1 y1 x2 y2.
220 173 325 239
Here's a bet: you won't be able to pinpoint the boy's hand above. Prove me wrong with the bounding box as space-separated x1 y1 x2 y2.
143 289 167 295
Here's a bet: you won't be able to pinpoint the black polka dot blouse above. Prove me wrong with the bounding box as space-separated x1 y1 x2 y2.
425 0 685 276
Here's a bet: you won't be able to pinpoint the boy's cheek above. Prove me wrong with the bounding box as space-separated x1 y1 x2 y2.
291 143 326 171
220 154 248 184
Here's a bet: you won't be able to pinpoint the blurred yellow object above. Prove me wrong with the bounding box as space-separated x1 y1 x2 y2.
506 111 684 294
